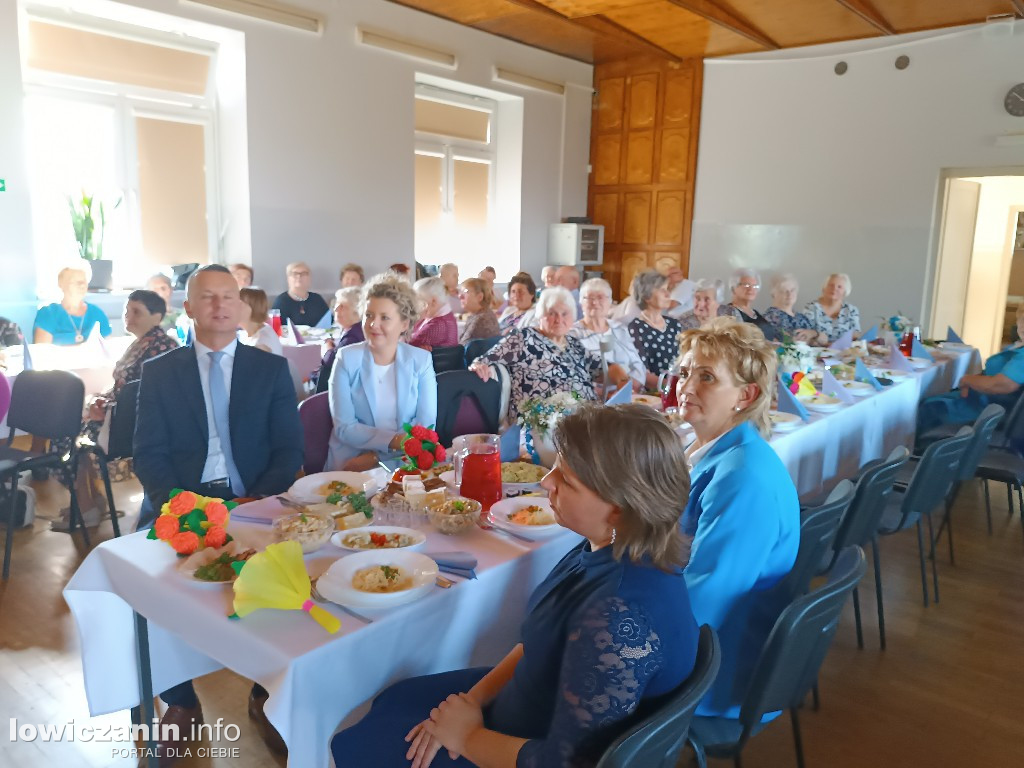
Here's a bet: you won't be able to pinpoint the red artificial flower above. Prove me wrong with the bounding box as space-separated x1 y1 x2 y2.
410 425 429 440
154 515 180 542
204 502 229 527
404 438 422 457
204 525 228 549
416 451 434 470
434 445 446 462
170 531 201 555
169 491 198 517
425 430 439 444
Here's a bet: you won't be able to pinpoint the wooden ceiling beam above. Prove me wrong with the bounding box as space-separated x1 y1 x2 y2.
664 0 780 50
833 0 896 35
1012 0 1024 18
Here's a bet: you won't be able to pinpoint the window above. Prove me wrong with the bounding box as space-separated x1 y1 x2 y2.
21 16 218 289
414 85 496 277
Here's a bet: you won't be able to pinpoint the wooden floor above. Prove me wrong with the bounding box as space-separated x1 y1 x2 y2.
1 473 1022 767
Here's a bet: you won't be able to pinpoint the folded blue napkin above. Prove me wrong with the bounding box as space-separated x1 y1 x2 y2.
499 425 521 461
21 339 33 371
854 358 882 391
605 385 632 405
887 344 914 373
911 337 933 362
315 309 333 330
829 330 854 351
426 551 478 570
947 326 964 344
776 376 810 422
822 368 854 404
438 565 477 580
860 325 878 342
288 319 306 345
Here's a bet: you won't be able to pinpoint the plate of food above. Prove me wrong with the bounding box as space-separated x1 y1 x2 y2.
488 497 561 540
769 411 803 432
316 550 438 609
176 542 257 586
802 393 843 413
841 381 875 397
907 357 931 370
871 368 912 380
331 525 427 552
307 492 375 531
632 393 663 411
439 462 551 496
273 510 335 554
288 471 374 503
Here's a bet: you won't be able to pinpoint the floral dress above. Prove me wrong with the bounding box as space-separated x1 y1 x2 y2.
801 301 861 343
627 316 683 377
763 307 815 338
474 327 601 421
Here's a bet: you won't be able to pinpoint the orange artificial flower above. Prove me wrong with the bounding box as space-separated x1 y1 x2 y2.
169 491 198 517
205 502 229 527
154 515 180 542
170 531 200 555
204 525 228 549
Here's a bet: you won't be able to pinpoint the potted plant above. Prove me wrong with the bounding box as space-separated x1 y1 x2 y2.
518 392 581 467
68 191 120 291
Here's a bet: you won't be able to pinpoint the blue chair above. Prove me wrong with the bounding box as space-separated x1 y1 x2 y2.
779 480 854 605
464 336 502 366
435 370 502 448
596 625 720 768
431 344 466 374
690 547 866 768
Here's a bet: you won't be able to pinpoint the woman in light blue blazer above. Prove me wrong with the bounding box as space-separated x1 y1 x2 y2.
327 275 437 472
676 317 799 720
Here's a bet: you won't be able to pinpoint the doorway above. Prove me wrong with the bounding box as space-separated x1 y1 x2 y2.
930 170 1024 357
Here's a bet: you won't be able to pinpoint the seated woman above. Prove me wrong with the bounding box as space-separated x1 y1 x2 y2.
676 317 799 718
497 272 537 333
802 273 860 342
326 275 436 472
627 270 684 389
60 290 179 531
314 287 364 394
409 277 458 350
570 278 647 390
459 278 501 344
762 273 819 343
918 303 1024 440
145 273 182 330
469 287 629 422
239 288 283 355
0 316 23 346
678 279 724 331
718 268 779 342
330 404 699 768
34 263 111 344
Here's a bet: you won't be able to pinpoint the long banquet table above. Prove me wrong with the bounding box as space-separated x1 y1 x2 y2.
62 345 982 767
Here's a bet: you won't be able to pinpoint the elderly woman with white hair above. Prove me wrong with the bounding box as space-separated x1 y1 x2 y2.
719 268 779 342
802 273 860 342
677 279 724 331
627 270 684 389
409 276 458 350
763 274 820 343
569 278 647 389
470 287 629 421
34 263 111 344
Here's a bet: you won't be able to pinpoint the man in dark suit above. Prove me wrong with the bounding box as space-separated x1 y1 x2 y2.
134 264 303 762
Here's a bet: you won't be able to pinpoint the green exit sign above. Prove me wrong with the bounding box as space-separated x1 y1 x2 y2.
0 179 5 192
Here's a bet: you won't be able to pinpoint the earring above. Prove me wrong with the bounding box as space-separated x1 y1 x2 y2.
733 406 743 412
610 528 617 545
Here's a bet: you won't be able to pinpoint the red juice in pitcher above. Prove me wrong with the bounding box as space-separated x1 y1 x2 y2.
459 446 502 511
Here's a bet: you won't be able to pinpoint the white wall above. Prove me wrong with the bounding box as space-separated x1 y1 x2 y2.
690 21 1024 331
0 0 592 319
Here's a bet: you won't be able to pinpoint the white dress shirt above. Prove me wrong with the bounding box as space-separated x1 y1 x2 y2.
685 432 726 473
371 361 399 433
194 339 237 482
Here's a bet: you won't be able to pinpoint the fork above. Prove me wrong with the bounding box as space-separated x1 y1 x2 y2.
309 578 374 623
276 495 307 511
476 512 533 543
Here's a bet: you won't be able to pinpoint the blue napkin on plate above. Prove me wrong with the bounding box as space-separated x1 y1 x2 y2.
776 376 810 422
854 358 882 391
822 368 854 403
887 344 914 373
288 319 306 345
500 425 521 461
605 385 632 405
860 325 878 342
947 326 964 344
315 309 333 330
829 330 854 351
911 337 933 362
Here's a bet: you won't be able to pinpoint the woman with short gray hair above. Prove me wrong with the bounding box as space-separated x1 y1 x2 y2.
678 278 724 331
763 274 819 343
802 273 860 342
569 278 647 389
409 276 457 350
627 270 683 388
719 268 779 342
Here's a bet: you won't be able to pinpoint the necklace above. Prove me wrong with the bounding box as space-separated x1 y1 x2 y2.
63 305 85 343
289 292 309 316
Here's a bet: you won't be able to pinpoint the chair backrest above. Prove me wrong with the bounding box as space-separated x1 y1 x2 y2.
957 404 1004 482
431 344 466 374
736 546 866 743
997 391 1024 453
105 379 141 461
0 372 11 424
596 625 721 768
7 370 85 442
464 336 502 365
435 370 502 447
896 427 973 527
776 479 854 602
297 391 332 474
834 446 909 549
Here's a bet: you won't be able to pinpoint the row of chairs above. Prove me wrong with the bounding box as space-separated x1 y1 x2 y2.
430 336 502 374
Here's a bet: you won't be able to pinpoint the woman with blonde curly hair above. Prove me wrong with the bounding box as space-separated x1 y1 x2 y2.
326 274 437 471
676 317 799 720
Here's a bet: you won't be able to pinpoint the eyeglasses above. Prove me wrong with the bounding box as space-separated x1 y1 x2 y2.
738 282 760 289
289 270 310 277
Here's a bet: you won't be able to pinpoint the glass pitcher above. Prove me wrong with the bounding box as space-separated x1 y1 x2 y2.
452 433 502 511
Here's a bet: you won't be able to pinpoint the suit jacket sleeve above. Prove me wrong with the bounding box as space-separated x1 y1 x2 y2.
132 359 177 508
414 351 438 430
329 351 398 453
246 356 303 497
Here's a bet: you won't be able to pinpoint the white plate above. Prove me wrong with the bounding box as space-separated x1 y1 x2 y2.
769 411 802 432
488 497 562 540
871 368 912 380
632 394 664 411
842 381 875 397
939 342 972 352
802 393 843 412
439 468 549 496
331 525 426 552
288 471 374 503
316 550 438 610
907 357 931 369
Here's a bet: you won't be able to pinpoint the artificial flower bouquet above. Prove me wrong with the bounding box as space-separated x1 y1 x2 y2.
883 313 914 335
517 391 581 437
147 488 238 555
400 423 446 472
776 339 816 376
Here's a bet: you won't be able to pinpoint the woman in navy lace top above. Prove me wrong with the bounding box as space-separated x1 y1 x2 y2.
330 404 700 768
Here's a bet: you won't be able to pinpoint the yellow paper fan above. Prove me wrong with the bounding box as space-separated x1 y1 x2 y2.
231 541 340 634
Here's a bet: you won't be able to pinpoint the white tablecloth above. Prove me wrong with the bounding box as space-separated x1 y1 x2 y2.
64 521 580 768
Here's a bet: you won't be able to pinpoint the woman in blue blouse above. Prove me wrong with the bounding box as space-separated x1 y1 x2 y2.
331 404 700 767
918 304 1024 441
676 317 799 719
34 264 111 344
326 274 436 472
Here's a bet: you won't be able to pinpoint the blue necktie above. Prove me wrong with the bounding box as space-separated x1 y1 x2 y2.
208 351 245 495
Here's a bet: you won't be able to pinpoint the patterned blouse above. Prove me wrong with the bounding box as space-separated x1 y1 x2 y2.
627 316 683 377
718 304 780 342
802 301 861 342
474 327 601 421
106 326 179 402
459 309 501 345
677 311 704 331
763 306 815 337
